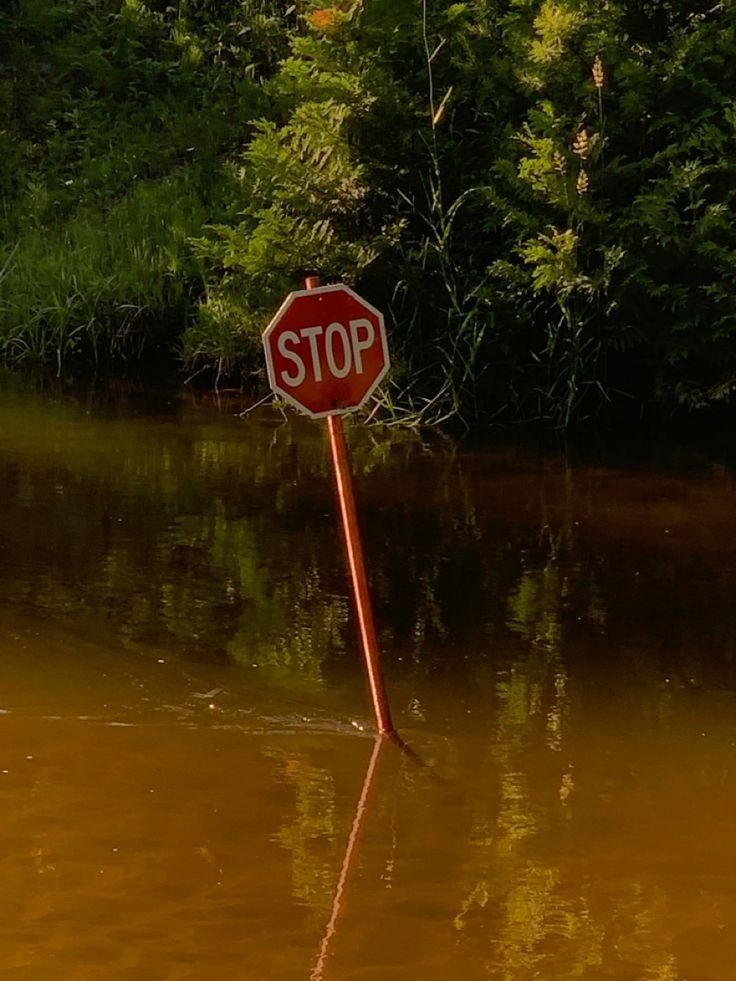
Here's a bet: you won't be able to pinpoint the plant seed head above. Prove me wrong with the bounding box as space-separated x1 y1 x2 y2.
572 128 590 156
592 55 605 89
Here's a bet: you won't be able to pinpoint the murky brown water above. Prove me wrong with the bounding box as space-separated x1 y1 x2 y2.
2 374 736 979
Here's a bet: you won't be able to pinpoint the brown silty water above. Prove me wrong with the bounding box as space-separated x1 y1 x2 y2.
1 374 736 979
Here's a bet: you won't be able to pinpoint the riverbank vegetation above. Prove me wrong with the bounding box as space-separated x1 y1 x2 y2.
2 1 736 426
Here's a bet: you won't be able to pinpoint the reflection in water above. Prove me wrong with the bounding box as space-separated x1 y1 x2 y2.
311 736 385 981
273 750 337 910
2 374 736 976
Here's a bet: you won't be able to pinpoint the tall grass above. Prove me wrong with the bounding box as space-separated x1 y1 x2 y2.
0 170 209 371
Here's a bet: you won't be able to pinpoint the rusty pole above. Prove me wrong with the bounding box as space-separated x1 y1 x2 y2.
305 275 395 738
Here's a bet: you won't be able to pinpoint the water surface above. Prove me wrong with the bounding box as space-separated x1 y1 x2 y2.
1 374 736 978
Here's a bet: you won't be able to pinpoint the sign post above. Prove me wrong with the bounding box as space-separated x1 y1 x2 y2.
263 276 395 737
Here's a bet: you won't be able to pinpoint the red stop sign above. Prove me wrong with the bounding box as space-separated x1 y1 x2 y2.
263 284 389 418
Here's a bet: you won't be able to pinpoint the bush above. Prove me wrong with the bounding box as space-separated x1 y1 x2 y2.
3 0 736 426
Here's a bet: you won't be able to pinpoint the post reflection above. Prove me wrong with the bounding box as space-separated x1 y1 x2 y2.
311 735 385 981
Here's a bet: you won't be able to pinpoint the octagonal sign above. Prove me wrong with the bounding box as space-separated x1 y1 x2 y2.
263 284 389 418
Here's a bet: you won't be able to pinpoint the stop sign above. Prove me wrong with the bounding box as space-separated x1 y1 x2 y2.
263 284 389 418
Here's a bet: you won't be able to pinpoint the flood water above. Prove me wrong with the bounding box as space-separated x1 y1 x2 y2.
1 374 736 979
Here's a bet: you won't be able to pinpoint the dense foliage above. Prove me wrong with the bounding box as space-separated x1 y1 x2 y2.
2 0 736 425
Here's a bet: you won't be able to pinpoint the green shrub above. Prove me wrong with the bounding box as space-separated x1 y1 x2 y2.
3 0 736 425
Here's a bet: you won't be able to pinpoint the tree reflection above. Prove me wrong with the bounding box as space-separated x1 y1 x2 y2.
271 750 337 911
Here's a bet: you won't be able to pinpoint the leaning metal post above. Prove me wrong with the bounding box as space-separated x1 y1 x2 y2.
304 275 395 738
